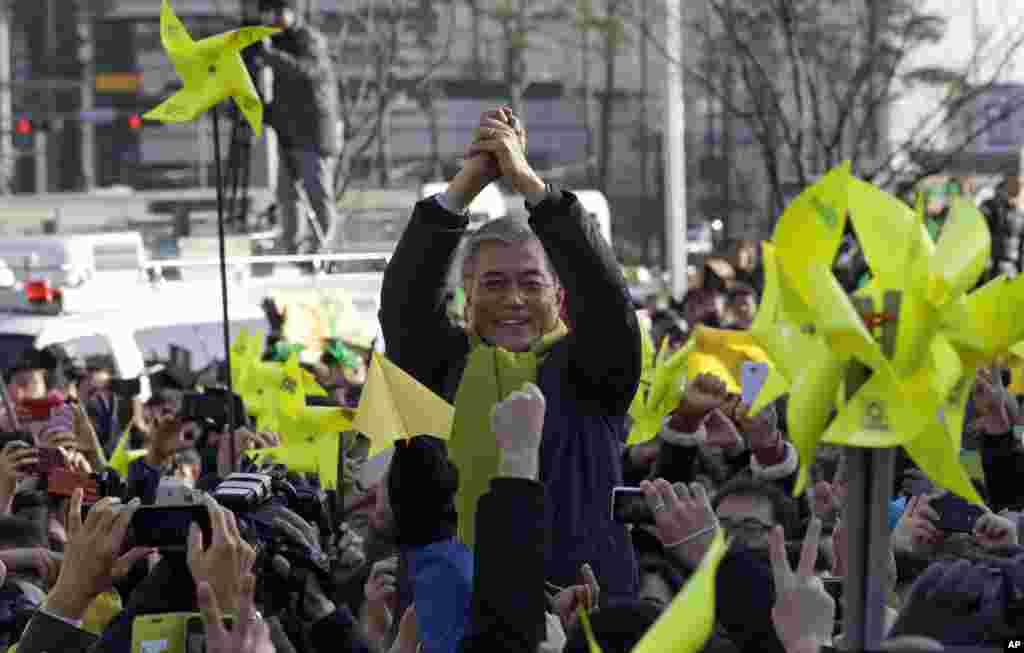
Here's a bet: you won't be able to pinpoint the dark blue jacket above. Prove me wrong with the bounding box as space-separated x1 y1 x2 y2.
380 189 642 601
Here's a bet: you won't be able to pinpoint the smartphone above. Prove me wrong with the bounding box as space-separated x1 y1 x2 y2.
611 487 654 525
184 613 236 653
741 362 770 407
128 505 212 551
931 493 986 533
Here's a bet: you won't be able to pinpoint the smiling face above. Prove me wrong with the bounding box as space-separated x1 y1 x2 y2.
463 239 563 352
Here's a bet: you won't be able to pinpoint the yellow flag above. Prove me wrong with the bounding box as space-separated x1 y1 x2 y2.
144 0 279 136
230 327 264 393
687 326 769 392
275 405 355 444
630 530 730 653
250 430 343 489
353 353 455 457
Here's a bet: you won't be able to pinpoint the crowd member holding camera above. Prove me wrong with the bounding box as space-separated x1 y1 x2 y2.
381 107 642 602
251 0 342 256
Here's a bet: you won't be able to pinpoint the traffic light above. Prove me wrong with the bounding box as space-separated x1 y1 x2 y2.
15 117 32 135
128 114 143 129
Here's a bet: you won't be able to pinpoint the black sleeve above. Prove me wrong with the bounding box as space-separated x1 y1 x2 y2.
380 198 471 397
980 430 1024 512
528 189 641 415
262 29 331 81
15 612 98 653
460 478 547 653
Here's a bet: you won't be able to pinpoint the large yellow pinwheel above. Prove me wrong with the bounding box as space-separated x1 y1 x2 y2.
144 0 279 135
740 163 1024 506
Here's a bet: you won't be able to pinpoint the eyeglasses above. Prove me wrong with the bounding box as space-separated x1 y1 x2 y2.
717 516 774 534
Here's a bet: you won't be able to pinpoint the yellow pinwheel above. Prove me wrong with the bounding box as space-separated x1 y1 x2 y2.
627 338 694 445
144 0 279 136
230 327 265 393
735 162 1024 506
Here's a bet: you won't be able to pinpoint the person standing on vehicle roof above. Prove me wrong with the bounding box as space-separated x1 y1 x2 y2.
251 0 344 256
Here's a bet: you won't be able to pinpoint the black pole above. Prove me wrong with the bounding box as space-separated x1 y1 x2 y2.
212 105 238 473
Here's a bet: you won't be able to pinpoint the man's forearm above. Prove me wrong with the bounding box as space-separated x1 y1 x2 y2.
444 165 493 213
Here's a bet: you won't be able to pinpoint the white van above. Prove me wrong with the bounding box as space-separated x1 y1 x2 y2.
0 232 148 291
0 309 149 387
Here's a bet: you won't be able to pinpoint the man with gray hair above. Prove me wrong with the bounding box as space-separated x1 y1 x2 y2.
380 107 642 603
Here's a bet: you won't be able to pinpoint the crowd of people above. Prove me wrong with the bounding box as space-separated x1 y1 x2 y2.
0 106 1020 653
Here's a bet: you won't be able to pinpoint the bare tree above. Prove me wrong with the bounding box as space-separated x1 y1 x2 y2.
327 0 456 195
485 1 570 116
625 0 1024 224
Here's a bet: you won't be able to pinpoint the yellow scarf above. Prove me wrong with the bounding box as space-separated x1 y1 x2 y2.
449 321 568 547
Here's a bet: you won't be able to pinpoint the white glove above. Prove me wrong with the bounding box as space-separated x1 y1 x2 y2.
491 382 546 479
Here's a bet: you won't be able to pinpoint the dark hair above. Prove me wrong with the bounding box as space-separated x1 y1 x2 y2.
712 478 798 533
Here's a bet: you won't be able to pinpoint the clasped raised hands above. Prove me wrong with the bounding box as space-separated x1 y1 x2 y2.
465 108 539 195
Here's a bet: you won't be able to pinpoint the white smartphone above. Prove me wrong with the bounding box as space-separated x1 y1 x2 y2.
741 362 770 406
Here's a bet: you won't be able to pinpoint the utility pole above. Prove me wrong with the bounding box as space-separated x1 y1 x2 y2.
639 0 649 196
77 2 96 191
664 0 687 300
0 0 12 194
37 0 56 194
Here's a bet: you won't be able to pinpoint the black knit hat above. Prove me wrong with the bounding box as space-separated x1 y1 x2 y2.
386 436 459 547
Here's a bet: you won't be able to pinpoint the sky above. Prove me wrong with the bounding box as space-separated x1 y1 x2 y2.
890 0 1024 145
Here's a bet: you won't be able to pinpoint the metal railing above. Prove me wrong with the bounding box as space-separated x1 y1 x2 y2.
142 251 392 282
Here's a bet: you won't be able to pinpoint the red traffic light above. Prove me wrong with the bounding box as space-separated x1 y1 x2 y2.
15 118 31 135
128 114 142 129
